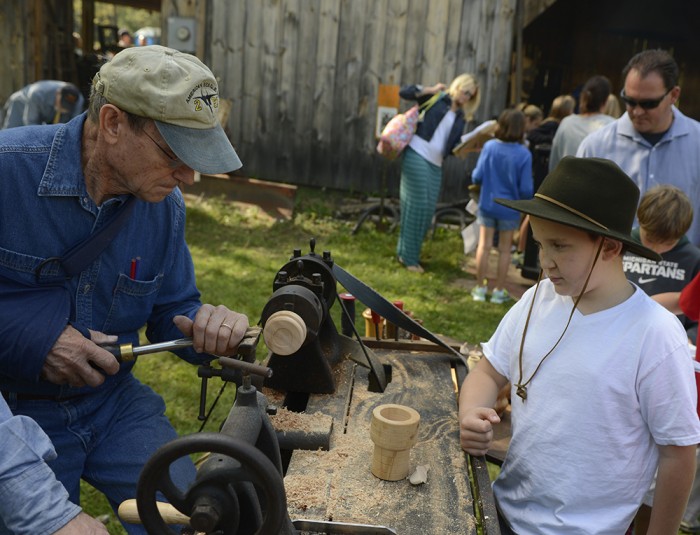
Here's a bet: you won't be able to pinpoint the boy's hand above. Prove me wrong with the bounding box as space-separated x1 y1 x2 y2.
459 407 501 456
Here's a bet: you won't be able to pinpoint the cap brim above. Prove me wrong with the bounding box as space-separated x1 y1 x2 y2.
155 121 242 175
496 197 662 261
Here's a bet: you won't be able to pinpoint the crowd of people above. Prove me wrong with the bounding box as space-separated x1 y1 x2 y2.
2 30 700 535
457 48 700 534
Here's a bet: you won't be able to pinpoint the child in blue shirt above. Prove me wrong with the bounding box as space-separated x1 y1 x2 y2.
471 109 533 303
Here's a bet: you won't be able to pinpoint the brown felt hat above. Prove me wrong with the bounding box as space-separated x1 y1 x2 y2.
496 156 661 261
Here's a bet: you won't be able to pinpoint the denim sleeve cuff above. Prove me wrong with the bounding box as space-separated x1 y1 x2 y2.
0 416 80 534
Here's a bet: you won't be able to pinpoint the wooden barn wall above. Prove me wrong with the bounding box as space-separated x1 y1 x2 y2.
1 0 77 107
0 1 31 105
206 0 517 199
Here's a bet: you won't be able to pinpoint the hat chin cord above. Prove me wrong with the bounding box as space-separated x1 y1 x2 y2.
514 238 604 401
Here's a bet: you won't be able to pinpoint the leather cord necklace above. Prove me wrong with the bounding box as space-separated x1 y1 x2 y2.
514 239 604 401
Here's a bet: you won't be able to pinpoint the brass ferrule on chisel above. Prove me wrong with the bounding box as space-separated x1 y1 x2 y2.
100 338 194 362
100 328 261 362
114 343 135 361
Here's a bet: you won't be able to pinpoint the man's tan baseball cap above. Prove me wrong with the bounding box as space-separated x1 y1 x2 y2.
92 45 242 174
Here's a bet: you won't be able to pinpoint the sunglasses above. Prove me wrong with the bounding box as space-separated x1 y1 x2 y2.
619 88 671 110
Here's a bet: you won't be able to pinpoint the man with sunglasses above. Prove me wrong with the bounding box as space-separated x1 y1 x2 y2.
0 46 248 533
578 49 700 245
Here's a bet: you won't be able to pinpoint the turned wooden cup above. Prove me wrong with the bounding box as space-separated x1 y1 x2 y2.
370 404 421 481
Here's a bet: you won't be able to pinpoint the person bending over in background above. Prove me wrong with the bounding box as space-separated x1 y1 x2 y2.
2 80 85 129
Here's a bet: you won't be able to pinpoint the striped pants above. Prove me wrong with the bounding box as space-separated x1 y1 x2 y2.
396 147 442 266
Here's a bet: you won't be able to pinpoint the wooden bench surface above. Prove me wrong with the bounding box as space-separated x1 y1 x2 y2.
282 348 497 534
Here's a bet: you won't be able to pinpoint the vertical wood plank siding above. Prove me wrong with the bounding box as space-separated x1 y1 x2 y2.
207 0 516 198
0 2 33 105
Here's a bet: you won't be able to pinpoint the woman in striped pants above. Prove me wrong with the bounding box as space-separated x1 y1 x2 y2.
396 74 480 272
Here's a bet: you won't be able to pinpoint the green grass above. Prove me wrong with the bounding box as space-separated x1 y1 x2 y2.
80 188 514 532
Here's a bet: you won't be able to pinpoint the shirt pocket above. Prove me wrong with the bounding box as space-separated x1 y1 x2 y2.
103 273 164 334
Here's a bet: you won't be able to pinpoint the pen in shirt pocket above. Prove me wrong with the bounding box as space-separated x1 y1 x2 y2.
129 257 140 279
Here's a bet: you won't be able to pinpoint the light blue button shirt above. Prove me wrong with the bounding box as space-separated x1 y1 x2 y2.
0 398 81 533
577 107 700 244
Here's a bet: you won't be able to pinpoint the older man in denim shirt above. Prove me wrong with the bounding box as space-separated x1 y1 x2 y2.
0 46 246 533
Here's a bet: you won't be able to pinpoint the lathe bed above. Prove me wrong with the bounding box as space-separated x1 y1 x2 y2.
269 342 500 534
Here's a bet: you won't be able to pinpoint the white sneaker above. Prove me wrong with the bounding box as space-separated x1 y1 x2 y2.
471 281 488 302
490 288 512 304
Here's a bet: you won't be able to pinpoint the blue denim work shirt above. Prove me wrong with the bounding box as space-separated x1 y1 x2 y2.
0 113 204 396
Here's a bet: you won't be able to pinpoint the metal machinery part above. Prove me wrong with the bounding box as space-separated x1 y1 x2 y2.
136 432 287 535
261 239 345 394
135 330 297 535
133 242 400 534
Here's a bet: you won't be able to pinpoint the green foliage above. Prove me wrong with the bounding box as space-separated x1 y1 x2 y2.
73 1 160 40
80 189 513 532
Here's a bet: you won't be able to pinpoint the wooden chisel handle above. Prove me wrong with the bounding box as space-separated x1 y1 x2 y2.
117 499 190 525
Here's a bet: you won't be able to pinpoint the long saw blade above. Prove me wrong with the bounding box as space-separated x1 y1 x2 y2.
332 263 468 368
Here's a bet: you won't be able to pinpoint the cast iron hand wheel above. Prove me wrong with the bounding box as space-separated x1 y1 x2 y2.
136 432 286 535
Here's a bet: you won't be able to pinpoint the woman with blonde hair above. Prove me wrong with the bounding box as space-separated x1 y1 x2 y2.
396 73 481 272
604 93 622 118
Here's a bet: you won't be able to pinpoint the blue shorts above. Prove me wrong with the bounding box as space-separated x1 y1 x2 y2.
477 214 520 231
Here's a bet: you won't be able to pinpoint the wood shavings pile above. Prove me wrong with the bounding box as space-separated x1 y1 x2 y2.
269 407 333 434
285 430 475 533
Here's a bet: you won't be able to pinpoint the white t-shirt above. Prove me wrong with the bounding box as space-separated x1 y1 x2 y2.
408 109 456 167
549 113 615 171
484 279 700 534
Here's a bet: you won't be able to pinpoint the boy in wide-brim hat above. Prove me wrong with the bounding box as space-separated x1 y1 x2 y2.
458 156 700 534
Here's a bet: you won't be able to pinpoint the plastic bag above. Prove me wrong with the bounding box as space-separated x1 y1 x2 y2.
461 199 480 255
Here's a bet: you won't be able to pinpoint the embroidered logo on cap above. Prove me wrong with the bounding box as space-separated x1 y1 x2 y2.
186 82 219 115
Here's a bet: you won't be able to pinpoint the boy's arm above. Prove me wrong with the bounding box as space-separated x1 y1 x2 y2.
459 357 508 456
647 444 696 533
